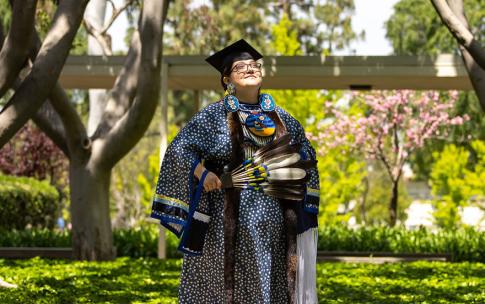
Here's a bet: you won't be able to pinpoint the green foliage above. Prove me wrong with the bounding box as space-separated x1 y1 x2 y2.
0 228 70 247
164 0 272 55
409 92 485 181
0 0 11 32
0 175 59 230
136 153 160 218
0 257 181 303
1 258 484 303
114 226 183 258
111 108 162 228
164 0 362 56
318 224 485 262
359 163 412 226
316 261 485 303
34 2 87 55
271 14 302 56
386 0 485 56
113 227 159 258
0 226 182 259
3 225 484 262
310 0 364 54
268 16 367 226
317 147 366 226
114 226 180 259
386 1 485 181
430 140 485 229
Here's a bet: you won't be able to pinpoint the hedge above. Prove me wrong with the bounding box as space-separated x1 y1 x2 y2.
0 226 182 259
1 224 484 262
318 224 485 262
0 174 59 230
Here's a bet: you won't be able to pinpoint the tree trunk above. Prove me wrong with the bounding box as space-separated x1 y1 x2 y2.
431 0 485 111
70 159 115 260
389 179 399 227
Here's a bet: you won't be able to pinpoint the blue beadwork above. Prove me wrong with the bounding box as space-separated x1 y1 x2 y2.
223 95 240 112
245 113 276 137
259 93 276 112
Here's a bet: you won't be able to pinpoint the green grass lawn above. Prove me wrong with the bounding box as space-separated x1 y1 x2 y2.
0 258 484 303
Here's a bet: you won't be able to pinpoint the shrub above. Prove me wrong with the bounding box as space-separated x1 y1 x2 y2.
0 228 70 247
113 226 182 259
0 174 59 229
0 226 181 259
430 140 485 229
318 224 485 262
1 225 483 262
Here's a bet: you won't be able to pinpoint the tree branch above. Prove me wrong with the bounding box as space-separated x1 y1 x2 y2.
101 0 135 35
446 0 485 111
83 19 113 56
29 31 90 157
90 30 141 140
0 0 90 149
430 0 485 71
32 101 70 157
11 68 69 157
0 0 37 98
82 0 134 57
95 0 169 169
50 83 91 154
376 140 395 183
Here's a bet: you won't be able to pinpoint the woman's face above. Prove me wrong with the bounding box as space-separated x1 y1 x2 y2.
225 59 262 91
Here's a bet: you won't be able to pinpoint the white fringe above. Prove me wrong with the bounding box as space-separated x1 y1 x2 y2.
296 227 318 304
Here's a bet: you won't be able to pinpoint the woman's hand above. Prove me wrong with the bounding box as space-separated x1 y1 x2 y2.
194 163 222 192
203 171 222 192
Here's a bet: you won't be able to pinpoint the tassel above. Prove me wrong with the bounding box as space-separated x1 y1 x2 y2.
296 228 318 304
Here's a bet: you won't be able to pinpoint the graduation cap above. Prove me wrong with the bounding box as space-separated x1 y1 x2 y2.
205 39 263 75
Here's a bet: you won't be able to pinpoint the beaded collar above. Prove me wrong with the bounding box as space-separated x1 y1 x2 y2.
239 102 262 113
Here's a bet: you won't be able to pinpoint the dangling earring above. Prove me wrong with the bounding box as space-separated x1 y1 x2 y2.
223 82 239 112
258 93 276 112
227 82 236 95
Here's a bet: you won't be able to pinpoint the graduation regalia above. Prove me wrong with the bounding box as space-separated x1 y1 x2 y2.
151 39 320 304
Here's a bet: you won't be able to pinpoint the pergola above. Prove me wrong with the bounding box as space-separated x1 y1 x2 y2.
59 54 471 258
61 54 471 90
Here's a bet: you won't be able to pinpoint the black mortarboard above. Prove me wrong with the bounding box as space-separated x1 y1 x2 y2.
205 39 263 75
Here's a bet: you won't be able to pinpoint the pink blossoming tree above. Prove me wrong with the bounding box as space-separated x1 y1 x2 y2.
316 90 469 226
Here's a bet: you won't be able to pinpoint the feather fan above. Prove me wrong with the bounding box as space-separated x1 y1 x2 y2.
220 134 316 200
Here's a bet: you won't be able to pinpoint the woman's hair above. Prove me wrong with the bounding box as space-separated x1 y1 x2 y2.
220 51 255 90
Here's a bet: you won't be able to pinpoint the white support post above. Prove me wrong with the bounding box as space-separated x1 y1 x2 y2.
194 90 201 112
158 61 169 259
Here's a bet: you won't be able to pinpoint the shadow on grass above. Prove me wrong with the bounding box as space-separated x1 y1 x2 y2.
317 262 485 303
0 258 181 303
2 259 484 303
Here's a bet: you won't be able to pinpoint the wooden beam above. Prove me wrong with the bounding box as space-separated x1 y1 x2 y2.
58 55 472 90
0 247 73 259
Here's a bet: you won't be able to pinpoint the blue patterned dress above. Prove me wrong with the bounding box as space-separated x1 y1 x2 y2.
151 100 320 304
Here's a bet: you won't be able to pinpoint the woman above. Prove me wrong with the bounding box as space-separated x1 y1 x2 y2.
151 39 320 304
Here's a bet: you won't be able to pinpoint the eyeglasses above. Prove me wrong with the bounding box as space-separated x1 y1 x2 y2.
230 62 262 74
